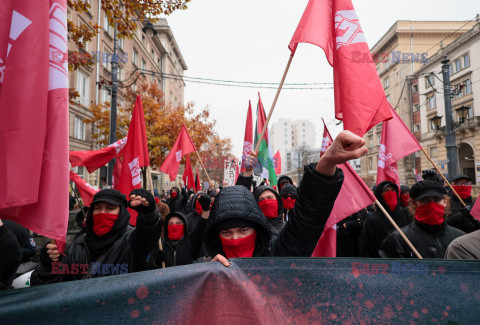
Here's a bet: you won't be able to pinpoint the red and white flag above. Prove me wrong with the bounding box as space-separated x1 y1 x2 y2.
312 121 376 257
160 125 196 182
69 171 99 207
117 95 150 226
469 199 480 222
240 101 253 173
182 154 196 191
0 0 69 251
377 105 422 186
289 0 392 136
69 136 127 173
273 150 282 175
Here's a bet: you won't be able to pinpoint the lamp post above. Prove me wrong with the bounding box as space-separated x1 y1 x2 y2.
456 105 470 124
107 20 157 186
430 115 443 130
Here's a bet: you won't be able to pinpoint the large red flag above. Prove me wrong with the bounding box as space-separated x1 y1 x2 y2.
69 137 127 173
0 0 69 251
273 150 282 175
160 125 196 182
289 0 392 136
117 95 150 226
69 171 99 207
182 154 196 191
195 167 201 192
377 105 422 186
112 157 123 190
469 198 480 222
312 121 376 257
240 101 253 172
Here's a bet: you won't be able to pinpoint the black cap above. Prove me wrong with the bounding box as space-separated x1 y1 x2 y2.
450 174 472 183
410 180 447 200
91 189 128 207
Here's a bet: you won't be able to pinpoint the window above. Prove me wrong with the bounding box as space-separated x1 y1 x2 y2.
456 85 464 99
414 123 420 132
303 141 306 145
384 77 390 89
302 123 305 126
413 103 420 112
132 49 138 65
118 66 122 81
118 37 124 49
430 146 438 159
103 15 112 36
284 134 287 138
141 59 146 70
76 71 90 106
74 116 86 140
428 95 436 109
412 84 418 93
463 53 470 68
465 79 472 95
142 34 146 44
377 135 381 145
284 122 287 126
425 75 435 88
386 95 391 103
101 89 111 103
368 157 374 170
284 141 287 144
454 59 461 73
368 137 373 148
429 119 438 131
448 64 453 76
385 60 390 69
415 151 421 158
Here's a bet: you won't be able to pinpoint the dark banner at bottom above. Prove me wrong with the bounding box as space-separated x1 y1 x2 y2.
1 258 479 324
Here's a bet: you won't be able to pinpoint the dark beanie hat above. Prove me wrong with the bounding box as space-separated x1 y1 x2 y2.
400 185 411 194
410 180 447 200
280 184 297 197
215 218 256 234
91 189 128 207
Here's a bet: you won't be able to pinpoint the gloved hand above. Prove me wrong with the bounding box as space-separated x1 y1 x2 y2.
198 194 211 211
128 188 156 215
344 218 363 230
422 169 437 180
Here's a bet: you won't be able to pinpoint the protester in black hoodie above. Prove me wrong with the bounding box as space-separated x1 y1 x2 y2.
277 175 294 192
185 192 211 232
31 188 161 285
0 219 22 290
280 184 297 222
359 181 412 257
446 175 480 234
253 185 285 236
379 180 465 258
336 209 368 257
166 186 188 214
207 130 367 266
399 185 411 207
2 220 36 262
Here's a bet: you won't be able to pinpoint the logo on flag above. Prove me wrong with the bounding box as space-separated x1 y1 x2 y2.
378 144 399 176
128 157 141 186
107 136 128 154
176 150 182 162
243 141 253 158
321 137 331 155
334 10 367 49
48 3 68 90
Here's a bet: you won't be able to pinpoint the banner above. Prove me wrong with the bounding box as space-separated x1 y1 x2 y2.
1 258 479 323
223 158 239 186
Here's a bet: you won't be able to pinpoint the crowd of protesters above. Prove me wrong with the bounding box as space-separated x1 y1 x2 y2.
1 131 480 290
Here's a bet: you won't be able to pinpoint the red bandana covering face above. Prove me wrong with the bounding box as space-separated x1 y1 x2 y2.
452 185 472 199
382 191 398 212
258 199 278 219
400 193 410 206
219 231 257 258
195 200 203 215
168 224 185 241
92 213 118 236
171 192 178 198
415 202 445 225
282 197 296 210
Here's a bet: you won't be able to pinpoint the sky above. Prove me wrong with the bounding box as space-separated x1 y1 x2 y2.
166 0 479 156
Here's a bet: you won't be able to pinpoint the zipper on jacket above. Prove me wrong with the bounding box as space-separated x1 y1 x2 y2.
167 241 184 266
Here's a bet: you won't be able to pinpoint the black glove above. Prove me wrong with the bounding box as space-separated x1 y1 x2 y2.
128 188 156 215
198 195 211 211
154 250 165 267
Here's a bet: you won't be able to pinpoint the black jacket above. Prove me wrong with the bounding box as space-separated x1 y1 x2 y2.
235 173 254 192
31 207 161 285
2 220 36 262
166 187 188 214
206 163 344 258
253 185 286 237
446 196 480 234
184 192 207 233
336 209 368 257
379 220 466 258
0 225 22 290
153 212 206 268
359 181 412 257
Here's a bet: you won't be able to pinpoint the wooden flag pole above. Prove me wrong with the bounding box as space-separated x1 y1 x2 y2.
375 200 423 259
69 180 86 219
421 148 466 207
254 55 294 153
195 150 212 184
146 166 155 196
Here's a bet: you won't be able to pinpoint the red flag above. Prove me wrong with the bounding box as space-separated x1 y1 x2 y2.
117 95 150 226
289 0 392 136
312 121 376 257
240 101 253 172
0 0 69 251
195 167 201 192
112 157 123 190
377 105 422 186
469 198 480 222
182 154 196 191
160 125 196 182
273 150 282 175
69 171 99 207
69 137 127 173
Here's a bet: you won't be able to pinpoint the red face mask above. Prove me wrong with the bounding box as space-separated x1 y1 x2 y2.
382 191 398 212
453 185 472 199
282 197 296 210
219 231 257 259
400 193 410 206
415 202 445 225
167 224 185 241
92 213 118 237
171 192 178 198
195 200 203 215
258 199 278 219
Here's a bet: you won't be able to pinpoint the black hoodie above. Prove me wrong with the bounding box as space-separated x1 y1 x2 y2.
184 192 208 233
359 181 412 257
166 187 188 214
205 163 344 258
253 185 286 236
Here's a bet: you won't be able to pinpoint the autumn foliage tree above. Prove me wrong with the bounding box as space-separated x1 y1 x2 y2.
86 80 232 170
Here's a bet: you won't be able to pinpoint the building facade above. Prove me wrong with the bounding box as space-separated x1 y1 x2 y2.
360 20 476 187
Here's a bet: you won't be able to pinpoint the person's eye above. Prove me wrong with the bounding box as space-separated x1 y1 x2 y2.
242 228 249 232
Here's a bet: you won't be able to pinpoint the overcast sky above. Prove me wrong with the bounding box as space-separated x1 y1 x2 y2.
166 0 478 156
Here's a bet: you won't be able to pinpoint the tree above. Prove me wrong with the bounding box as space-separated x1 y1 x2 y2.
85 80 232 169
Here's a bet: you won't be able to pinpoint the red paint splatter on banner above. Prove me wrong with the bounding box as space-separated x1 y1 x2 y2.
144 306 150 311
409 300 414 305
446 306 450 310
128 297 135 304
460 283 469 294
438 266 445 274
291 263 297 268
443 311 449 317
412 311 420 319
131 310 140 318
136 286 149 300
329 314 337 321
352 269 360 278
402 289 408 296
252 274 261 282
365 300 374 309
422 308 428 314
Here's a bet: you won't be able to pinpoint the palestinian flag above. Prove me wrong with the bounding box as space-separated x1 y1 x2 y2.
253 93 277 186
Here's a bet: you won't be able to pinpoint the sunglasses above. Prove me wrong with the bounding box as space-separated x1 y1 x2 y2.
282 194 297 199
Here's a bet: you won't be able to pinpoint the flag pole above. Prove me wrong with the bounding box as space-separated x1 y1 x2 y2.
69 180 86 220
375 200 423 259
254 54 294 153
195 150 212 184
421 148 466 207
146 166 155 196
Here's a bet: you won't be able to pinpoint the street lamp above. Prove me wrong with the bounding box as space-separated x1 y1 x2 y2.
107 20 157 186
430 115 442 130
456 105 470 124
